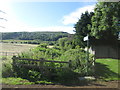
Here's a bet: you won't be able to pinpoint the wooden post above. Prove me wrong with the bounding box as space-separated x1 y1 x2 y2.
69 60 72 69
40 58 44 66
39 58 45 72
5 52 7 57
12 56 17 67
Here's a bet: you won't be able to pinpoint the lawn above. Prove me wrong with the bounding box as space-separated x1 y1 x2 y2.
95 58 120 81
2 77 55 85
2 77 34 85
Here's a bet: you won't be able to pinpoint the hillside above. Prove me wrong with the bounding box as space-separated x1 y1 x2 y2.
1 32 69 41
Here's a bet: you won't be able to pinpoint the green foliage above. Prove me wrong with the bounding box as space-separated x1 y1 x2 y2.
2 59 14 77
35 80 54 84
2 32 69 41
1 56 7 60
13 46 63 81
28 70 42 81
74 11 94 47
19 46 62 60
2 77 34 85
57 48 94 75
38 43 47 48
1 40 57 45
58 37 77 51
74 2 120 47
12 41 94 82
91 2 120 39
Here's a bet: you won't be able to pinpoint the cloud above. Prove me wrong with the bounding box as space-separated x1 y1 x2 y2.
1 10 75 34
62 4 95 25
2 17 75 33
4 25 74 34
0 1 76 34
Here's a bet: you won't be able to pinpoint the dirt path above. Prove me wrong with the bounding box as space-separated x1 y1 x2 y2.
2 80 119 88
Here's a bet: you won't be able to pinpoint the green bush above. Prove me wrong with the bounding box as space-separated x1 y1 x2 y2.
2 77 34 85
38 43 47 48
19 46 62 60
57 48 94 76
13 43 94 82
1 56 7 60
13 47 63 81
35 80 54 84
2 60 14 77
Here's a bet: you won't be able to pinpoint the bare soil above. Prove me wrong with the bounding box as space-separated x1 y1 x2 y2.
2 80 120 88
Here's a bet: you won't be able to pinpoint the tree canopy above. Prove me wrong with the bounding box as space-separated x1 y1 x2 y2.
91 2 120 40
74 11 94 47
74 2 120 47
2 32 69 41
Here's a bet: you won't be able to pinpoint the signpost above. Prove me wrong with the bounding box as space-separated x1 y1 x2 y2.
83 34 89 75
118 20 120 26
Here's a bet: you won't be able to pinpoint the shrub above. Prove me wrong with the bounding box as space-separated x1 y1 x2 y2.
13 46 63 81
13 44 94 82
35 80 54 85
1 56 7 60
19 46 62 60
2 77 34 85
57 48 94 76
38 43 47 48
2 60 14 77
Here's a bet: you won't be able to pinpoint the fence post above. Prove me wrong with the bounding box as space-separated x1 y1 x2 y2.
5 52 7 57
69 60 72 69
39 58 45 73
12 55 16 65
39 58 45 68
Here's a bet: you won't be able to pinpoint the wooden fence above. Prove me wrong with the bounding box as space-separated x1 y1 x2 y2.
12 56 95 76
12 56 72 70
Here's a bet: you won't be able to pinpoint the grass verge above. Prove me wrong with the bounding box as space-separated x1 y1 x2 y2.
2 77 55 85
95 58 120 81
2 77 34 85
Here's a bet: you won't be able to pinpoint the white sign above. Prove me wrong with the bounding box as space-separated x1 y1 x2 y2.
83 35 88 41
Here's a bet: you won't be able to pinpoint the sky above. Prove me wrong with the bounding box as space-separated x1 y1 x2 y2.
0 0 97 34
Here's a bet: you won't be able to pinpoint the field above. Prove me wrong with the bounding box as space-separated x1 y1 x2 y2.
0 43 38 56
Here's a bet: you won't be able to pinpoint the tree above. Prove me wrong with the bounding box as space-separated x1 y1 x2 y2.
91 2 120 40
0 10 7 28
74 11 94 47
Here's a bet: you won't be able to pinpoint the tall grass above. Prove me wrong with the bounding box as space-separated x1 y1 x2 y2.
1 56 14 77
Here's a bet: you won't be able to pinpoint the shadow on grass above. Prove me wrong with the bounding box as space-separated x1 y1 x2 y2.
62 62 119 87
94 62 119 80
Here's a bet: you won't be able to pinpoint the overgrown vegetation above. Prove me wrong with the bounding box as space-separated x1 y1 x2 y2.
2 77 34 85
1 56 14 78
12 41 94 83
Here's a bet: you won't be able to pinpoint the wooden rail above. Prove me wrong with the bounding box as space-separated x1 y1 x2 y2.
12 56 94 73
14 57 69 63
12 56 72 69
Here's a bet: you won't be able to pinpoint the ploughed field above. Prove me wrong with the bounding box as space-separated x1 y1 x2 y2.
0 43 38 56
